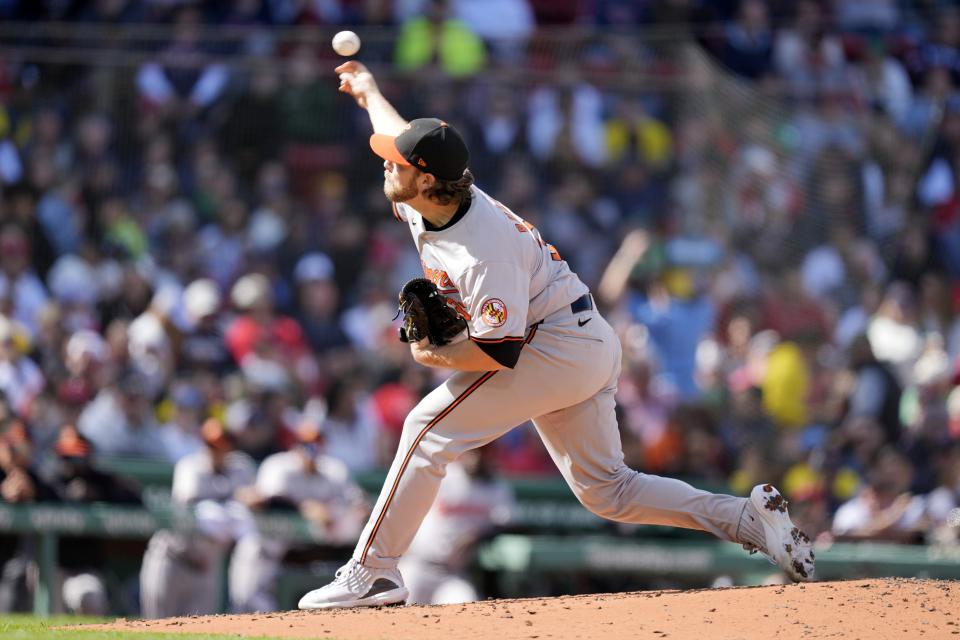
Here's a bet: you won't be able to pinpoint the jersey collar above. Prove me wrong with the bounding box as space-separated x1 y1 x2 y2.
421 192 473 232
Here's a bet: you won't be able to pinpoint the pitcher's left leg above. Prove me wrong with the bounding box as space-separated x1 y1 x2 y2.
533 386 746 541
533 385 815 580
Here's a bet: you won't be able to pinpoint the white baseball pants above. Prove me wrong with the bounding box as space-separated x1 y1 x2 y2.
354 304 748 569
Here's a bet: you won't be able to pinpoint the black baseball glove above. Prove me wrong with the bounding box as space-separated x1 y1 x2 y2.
396 278 467 346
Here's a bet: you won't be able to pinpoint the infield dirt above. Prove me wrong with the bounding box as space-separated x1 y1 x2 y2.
84 578 956 639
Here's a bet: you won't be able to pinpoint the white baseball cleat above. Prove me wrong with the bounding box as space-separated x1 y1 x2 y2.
298 558 409 610
745 484 816 582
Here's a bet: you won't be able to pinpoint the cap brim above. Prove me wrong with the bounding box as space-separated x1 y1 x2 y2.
370 134 410 165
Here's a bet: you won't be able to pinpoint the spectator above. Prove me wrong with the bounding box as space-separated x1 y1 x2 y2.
176 278 231 374
449 0 533 59
867 282 923 383
225 272 317 394
229 422 367 612
774 0 848 101
0 225 49 339
527 73 606 169
831 446 927 543
720 0 774 79
135 6 231 119
0 421 56 504
0 315 45 419
46 424 141 616
158 381 206 463
219 61 283 184
77 371 167 459
843 333 903 445
319 373 385 473
139 418 255 618
395 0 486 78
600 231 715 400
293 252 351 355
604 97 673 171
856 37 913 126
925 441 960 543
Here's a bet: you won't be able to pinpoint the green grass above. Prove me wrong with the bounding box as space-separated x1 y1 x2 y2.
0 615 307 640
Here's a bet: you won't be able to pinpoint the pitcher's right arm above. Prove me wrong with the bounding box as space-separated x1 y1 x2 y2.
335 61 408 135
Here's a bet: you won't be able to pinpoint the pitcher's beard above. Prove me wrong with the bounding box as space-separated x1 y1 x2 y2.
384 179 418 203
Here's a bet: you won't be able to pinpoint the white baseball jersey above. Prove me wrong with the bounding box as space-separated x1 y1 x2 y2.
171 450 257 505
393 184 588 367
256 451 365 516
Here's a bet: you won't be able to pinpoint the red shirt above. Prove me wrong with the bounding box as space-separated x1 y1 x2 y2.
225 314 311 364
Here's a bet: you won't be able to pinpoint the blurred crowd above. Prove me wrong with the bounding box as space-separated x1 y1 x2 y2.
2 0 960 613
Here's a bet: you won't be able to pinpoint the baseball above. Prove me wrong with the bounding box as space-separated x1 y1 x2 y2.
332 30 361 57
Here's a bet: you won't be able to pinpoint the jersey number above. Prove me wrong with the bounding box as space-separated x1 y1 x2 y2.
492 199 562 261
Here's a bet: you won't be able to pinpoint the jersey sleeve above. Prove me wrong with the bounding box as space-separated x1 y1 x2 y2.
460 262 530 369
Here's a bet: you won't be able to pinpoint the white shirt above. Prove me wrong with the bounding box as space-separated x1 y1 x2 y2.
256 451 361 506
171 449 256 505
255 450 367 543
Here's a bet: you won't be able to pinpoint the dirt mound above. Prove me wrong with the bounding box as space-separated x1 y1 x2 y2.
85 578 956 640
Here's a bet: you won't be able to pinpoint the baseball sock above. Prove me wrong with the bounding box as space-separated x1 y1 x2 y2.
735 500 768 550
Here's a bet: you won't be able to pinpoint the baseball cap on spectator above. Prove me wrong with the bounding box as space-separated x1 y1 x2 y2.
231 273 271 310
294 252 335 284
370 118 469 181
182 278 221 322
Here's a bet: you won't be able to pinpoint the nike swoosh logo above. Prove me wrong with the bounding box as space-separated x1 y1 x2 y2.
578 318 592 327
362 579 401 598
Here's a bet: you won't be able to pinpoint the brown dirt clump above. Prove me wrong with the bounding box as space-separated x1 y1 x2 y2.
82 578 957 640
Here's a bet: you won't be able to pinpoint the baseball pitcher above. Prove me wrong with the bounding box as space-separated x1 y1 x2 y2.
297 62 815 610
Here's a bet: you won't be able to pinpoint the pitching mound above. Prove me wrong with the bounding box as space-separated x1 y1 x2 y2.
84 578 955 640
